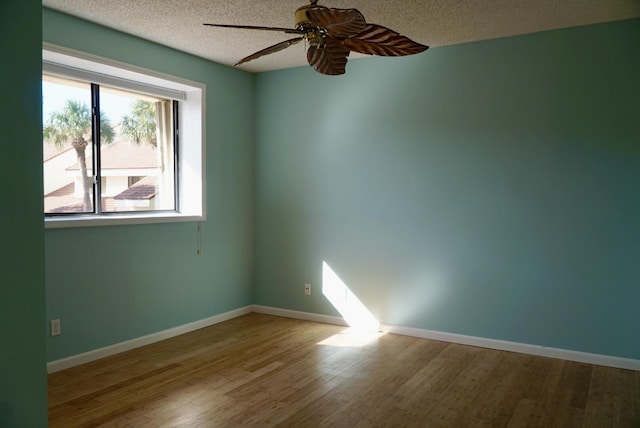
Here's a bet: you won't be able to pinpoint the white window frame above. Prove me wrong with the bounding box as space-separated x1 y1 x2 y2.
43 43 206 228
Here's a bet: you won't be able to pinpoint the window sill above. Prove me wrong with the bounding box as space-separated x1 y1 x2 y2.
44 212 205 229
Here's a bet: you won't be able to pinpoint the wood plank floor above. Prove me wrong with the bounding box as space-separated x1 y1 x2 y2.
48 313 640 427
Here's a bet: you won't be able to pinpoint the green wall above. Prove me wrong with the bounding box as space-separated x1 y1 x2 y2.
254 19 640 359
0 1 47 427
43 9 255 361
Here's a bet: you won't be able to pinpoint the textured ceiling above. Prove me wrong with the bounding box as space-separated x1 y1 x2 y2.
43 0 640 73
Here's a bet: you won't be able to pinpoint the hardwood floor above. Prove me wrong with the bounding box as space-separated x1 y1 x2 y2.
48 313 640 427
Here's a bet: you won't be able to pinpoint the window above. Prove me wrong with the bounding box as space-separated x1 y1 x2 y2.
42 45 205 227
43 76 177 214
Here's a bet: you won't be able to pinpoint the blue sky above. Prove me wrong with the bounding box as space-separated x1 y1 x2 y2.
43 80 136 124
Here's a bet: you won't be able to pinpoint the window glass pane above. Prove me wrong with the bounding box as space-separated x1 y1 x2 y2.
99 87 176 212
43 76 94 214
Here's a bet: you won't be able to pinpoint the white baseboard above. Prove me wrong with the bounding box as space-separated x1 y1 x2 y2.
252 305 640 372
379 323 640 372
47 306 253 373
251 305 349 327
48 304 640 373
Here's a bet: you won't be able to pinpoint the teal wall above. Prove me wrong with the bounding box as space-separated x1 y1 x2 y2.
0 1 47 427
254 20 640 359
10 7 633 428
43 9 255 361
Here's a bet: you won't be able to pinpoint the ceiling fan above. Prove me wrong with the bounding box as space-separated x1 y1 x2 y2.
204 0 429 75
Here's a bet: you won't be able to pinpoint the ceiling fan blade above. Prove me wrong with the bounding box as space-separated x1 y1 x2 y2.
306 7 366 38
343 24 429 56
307 36 350 75
235 37 304 66
203 23 303 35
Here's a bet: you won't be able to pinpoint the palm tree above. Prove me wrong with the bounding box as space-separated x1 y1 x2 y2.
43 100 115 211
120 100 177 209
120 100 157 147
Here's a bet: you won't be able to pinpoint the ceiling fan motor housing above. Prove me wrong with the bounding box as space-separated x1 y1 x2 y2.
295 5 312 27
295 4 326 46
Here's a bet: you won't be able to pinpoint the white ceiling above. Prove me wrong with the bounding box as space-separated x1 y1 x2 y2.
43 0 640 73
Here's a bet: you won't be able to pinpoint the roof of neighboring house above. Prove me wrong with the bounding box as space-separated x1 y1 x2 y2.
44 177 157 213
44 183 117 213
114 176 157 200
64 140 158 171
43 141 74 162
101 140 158 170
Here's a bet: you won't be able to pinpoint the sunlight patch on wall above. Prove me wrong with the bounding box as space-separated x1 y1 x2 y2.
322 261 380 332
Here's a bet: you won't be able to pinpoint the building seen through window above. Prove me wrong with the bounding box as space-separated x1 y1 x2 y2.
43 75 177 215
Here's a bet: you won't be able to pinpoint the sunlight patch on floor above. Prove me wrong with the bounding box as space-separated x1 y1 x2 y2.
317 328 385 348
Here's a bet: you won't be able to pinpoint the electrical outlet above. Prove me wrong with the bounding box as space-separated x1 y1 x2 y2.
305 283 311 296
51 319 61 336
